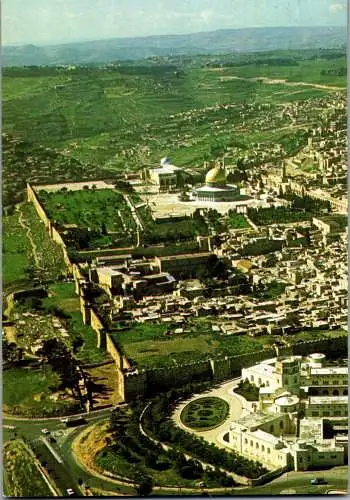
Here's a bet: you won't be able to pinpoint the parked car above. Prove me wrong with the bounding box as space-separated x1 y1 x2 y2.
66 488 75 496
311 478 328 485
41 428 50 435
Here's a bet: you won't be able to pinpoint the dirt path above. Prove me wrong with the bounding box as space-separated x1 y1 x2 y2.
16 206 41 268
219 74 345 91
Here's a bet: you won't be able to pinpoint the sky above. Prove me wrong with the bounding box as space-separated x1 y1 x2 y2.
3 0 348 46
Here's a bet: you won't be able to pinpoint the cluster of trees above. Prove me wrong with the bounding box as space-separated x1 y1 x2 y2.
235 379 260 402
282 193 331 213
321 67 346 77
205 208 225 234
3 338 23 366
247 193 331 227
99 400 235 493
140 384 268 479
37 338 78 389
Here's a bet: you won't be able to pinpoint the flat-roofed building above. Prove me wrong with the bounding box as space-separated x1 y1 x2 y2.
155 252 215 278
305 396 348 418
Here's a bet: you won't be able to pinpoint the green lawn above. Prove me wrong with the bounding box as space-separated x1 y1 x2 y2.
3 440 54 497
42 283 107 364
111 321 266 368
227 213 250 230
180 397 229 430
2 366 80 417
37 188 129 231
3 211 32 284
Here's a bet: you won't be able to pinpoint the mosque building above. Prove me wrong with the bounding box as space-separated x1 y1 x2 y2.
191 161 240 202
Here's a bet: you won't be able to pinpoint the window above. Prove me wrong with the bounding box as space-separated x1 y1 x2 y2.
319 455 324 459
334 411 340 416
323 411 330 417
267 448 271 454
331 455 337 459
312 411 319 417
333 389 339 396
280 421 284 429
343 389 348 396
313 380 319 385
256 443 259 449
323 380 329 385
245 438 248 444
250 440 253 447
322 389 329 396
262 445 265 452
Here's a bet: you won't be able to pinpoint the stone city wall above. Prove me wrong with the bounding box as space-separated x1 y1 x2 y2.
27 183 73 272
26 183 51 227
116 335 347 401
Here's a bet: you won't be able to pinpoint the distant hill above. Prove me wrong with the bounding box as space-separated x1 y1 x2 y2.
3 26 347 66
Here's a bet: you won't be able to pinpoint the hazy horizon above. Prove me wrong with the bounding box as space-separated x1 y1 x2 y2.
4 24 347 48
3 0 347 46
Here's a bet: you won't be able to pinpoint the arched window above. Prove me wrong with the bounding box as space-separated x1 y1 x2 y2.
322 389 329 396
262 445 265 452
245 438 248 444
333 389 339 396
256 442 259 449
343 389 348 396
267 448 271 454
280 420 284 429
258 378 262 386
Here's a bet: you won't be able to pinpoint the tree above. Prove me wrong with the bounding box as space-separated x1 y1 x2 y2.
134 473 153 497
3 339 22 365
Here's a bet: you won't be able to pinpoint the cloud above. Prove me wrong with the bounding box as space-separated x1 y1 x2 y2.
329 2 346 14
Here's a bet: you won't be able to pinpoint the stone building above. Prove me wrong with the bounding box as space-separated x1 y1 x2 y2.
192 162 241 202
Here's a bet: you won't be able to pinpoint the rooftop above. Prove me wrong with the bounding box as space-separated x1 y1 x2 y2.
310 367 347 375
309 396 348 405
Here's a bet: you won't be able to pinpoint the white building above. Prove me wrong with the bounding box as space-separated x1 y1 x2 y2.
228 353 348 471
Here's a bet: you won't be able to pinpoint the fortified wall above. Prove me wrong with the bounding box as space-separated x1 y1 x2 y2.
79 283 347 401
26 183 73 270
114 335 347 402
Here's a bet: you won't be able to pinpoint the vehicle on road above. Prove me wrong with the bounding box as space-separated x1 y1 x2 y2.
66 488 75 496
311 478 328 485
41 428 50 434
61 416 86 427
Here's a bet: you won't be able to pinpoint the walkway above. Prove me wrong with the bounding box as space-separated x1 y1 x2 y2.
16 205 41 268
172 377 247 449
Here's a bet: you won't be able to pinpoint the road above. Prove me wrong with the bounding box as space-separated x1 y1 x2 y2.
3 407 117 497
4 392 348 497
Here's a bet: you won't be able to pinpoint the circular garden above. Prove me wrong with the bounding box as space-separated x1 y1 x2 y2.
180 397 229 431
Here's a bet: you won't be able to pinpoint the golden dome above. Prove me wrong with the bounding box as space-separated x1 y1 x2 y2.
205 166 227 186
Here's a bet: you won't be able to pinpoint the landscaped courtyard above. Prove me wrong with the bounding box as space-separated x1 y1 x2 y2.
180 397 229 430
